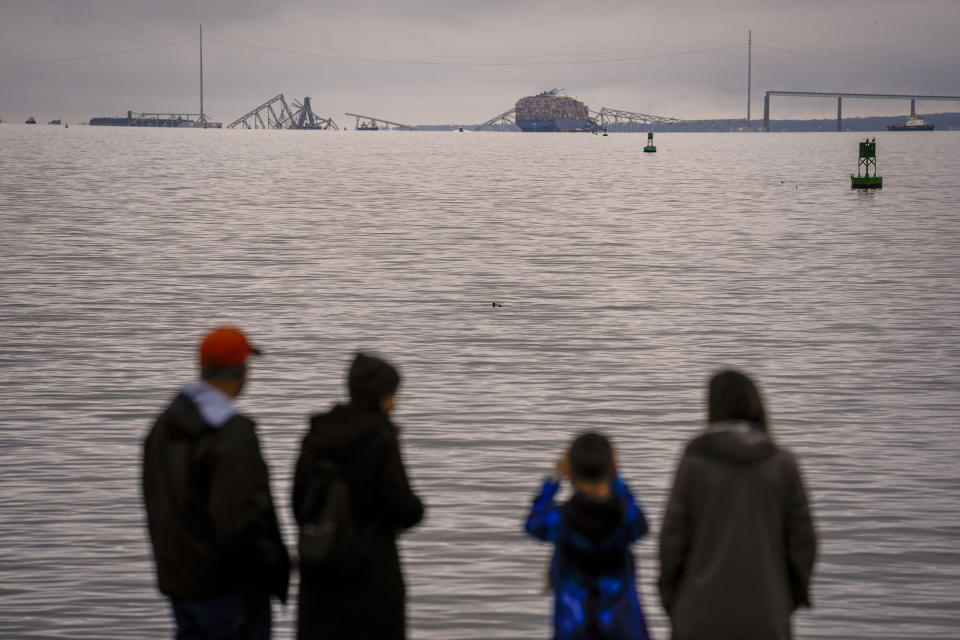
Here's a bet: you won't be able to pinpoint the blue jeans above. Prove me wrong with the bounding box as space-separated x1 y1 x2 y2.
171 591 271 640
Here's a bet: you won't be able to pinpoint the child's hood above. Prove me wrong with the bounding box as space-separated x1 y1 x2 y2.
561 490 626 542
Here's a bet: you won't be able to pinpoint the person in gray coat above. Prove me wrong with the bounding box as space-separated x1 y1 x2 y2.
658 370 817 640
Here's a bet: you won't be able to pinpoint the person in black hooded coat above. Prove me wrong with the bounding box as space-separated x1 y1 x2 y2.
293 352 424 640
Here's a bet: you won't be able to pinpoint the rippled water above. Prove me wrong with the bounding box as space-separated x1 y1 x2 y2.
1 125 958 638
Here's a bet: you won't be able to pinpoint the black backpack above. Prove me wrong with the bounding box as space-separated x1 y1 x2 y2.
297 458 369 576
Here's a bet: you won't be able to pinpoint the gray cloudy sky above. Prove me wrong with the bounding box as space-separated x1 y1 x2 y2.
2 0 959 125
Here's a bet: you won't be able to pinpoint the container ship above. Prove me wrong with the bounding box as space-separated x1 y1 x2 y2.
515 89 592 132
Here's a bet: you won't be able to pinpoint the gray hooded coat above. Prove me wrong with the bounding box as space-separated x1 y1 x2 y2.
658 422 816 640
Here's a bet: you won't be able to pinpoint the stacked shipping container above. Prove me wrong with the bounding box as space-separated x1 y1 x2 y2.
515 91 589 122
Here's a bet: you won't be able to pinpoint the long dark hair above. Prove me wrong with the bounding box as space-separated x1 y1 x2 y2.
707 369 768 432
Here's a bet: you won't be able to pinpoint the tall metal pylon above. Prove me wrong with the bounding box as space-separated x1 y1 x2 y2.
747 30 752 124
199 25 204 126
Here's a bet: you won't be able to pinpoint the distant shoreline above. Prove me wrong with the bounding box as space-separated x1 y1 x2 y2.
4 111 958 132
416 111 960 132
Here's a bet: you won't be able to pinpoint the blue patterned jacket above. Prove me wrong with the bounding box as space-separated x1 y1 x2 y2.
525 476 651 640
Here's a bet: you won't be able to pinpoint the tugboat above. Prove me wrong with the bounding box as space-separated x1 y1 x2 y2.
887 104 934 131
887 115 934 131
25 116 36 124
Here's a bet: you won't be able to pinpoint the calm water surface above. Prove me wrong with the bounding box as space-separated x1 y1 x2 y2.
1 126 959 638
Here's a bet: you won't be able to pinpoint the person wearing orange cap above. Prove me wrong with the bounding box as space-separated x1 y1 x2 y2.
143 326 290 640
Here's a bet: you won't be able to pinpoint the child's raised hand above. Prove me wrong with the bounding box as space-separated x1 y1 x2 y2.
555 450 571 479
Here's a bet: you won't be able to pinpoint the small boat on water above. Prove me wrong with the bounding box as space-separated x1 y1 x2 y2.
48 119 61 125
25 116 36 124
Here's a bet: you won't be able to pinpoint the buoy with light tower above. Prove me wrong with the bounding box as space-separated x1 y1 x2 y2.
851 138 882 189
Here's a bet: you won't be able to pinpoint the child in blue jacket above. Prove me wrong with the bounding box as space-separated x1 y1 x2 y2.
525 432 651 640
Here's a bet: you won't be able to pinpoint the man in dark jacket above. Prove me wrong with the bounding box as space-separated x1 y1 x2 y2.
658 370 816 640
143 326 289 640
293 352 424 640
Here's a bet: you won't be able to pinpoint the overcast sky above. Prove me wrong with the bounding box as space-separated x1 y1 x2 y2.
2 0 959 125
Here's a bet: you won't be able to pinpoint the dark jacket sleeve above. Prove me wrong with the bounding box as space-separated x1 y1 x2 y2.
659 455 694 616
208 419 290 603
292 434 313 526
783 452 817 609
376 430 424 531
613 475 649 543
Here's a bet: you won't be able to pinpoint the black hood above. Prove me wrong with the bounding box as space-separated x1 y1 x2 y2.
562 490 626 542
348 353 400 410
162 392 214 439
687 422 777 465
560 490 631 578
305 404 392 461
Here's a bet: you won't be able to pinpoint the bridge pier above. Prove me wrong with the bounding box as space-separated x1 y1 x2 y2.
837 97 842 132
763 94 770 131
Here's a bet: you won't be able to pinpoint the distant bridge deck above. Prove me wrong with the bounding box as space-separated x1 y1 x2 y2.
764 91 960 131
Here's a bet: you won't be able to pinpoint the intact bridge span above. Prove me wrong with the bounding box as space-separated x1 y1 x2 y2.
763 91 960 131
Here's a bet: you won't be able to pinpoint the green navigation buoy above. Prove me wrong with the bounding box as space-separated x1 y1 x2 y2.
602 128 608 137
644 131 656 153
851 138 882 189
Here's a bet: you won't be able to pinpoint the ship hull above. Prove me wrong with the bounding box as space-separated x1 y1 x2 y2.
517 118 592 132
887 123 935 131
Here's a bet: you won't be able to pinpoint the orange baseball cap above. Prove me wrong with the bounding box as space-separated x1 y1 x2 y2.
199 326 261 370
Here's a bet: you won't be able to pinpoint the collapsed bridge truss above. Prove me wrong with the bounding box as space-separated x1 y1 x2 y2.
592 107 681 129
344 113 415 131
472 108 520 132
228 94 338 130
